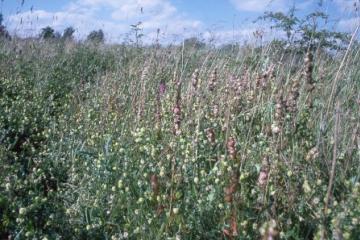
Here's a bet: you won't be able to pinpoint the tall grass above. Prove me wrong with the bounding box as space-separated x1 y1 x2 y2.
0 38 359 239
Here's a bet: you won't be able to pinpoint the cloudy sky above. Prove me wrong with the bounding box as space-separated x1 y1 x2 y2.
1 0 359 44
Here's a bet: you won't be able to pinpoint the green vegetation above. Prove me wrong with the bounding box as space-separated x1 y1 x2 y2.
0 9 359 240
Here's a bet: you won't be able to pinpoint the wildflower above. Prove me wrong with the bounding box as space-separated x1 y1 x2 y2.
118 180 123 188
194 177 199 184
303 179 311 193
271 123 281 134
19 208 26 215
172 208 179 215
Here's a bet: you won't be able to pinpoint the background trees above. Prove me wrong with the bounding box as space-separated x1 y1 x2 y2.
86 29 105 43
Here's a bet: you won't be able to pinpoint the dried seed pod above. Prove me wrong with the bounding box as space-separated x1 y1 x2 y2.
150 174 159 195
224 170 239 203
173 103 182 135
209 68 217 91
206 128 216 145
274 90 285 122
191 68 199 89
286 78 300 113
304 51 314 91
258 156 270 188
224 211 239 238
212 104 219 117
227 137 237 160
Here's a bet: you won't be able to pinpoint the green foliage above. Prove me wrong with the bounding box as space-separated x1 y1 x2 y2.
40 26 56 40
258 8 350 51
184 37 206 49
0 13 11 40
62 27 75 41
0 35 359 239
87 29 105 43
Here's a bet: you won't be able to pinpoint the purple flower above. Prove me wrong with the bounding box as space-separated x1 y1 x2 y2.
159 82 166 96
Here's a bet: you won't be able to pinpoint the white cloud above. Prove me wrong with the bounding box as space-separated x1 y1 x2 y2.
229 0 314 12
229 0 289 12
334 0 359 12
6 0 203 43
338 17 360 31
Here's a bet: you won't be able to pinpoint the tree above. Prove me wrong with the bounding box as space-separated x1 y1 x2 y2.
0 13 11 40
62 27 75 41
257 7 298 44
257 8 350 51
130 22 143 48
86 29 104 43
184 37 206 49
40 26 55 40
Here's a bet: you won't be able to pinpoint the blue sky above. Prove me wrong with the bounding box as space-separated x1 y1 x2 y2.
1 0 359 43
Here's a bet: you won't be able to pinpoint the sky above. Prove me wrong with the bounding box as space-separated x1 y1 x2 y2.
0 0 359 44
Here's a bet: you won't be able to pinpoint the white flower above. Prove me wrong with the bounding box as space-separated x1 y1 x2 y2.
118 180 123 188
194 177 199 184
19 208 26 215
303 180 311 193
172 208 179 214
271 124 281 134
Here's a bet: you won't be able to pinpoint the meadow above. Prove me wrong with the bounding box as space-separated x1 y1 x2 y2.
0 33 359 239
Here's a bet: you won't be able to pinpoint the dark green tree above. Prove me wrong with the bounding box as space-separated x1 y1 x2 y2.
184 37 206 49
0 13 11 39
62 27 75 40
86 29 104 43
40 26 55 39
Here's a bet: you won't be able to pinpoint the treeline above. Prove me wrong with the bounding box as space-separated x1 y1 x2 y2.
0 7 355 52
